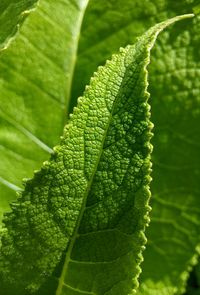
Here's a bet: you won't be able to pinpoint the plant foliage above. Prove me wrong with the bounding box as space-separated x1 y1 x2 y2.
0 1 200 295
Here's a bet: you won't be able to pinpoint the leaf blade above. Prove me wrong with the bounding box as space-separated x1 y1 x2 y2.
0 15 193 295
57 15 194 295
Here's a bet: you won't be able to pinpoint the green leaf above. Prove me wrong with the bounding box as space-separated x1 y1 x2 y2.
0 15 191 295
0 0 38 50
0 0 200 294
0 0 89 225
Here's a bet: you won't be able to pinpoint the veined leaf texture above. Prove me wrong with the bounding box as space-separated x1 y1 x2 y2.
0 0 200 295
0 15 193 295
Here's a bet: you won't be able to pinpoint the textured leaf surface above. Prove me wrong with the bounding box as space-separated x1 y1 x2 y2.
65 1 200 293
0 0 200 294
0 16 189 295
0 0 38 50
0 0 89 224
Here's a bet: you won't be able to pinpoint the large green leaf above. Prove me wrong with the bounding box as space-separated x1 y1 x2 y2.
0 16 190 295
0 0 38 50
0 0 200 294
0 0 89 223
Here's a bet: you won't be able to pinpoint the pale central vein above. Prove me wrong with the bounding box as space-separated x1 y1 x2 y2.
56 36 127 295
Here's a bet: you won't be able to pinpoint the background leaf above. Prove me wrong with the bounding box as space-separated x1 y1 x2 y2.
0 0 89 224
0 0 38 50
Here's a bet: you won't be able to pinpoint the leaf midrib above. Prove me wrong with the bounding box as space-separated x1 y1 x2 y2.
55 97 112 295
55 53 128 295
